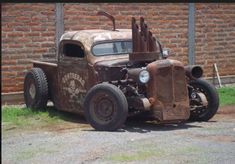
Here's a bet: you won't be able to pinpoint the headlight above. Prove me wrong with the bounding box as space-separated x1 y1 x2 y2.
139 70 150 84
162 48 170 58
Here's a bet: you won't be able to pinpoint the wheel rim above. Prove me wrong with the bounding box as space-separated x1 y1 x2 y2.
29 83 36 99
90 91 117 125
24 76 36 108
189 85 210 117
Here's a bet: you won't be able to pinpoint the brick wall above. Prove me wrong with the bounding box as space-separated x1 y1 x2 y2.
1 3 235 94
2 3 56 93
195 3 235 77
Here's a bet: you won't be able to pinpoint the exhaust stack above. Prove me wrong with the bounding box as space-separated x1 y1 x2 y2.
129 17 161 63
97 11 116 31
185 65 203 79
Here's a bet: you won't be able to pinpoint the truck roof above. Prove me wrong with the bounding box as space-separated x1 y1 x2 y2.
60 29 132 50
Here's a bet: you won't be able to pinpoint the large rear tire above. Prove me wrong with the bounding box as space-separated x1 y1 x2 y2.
188 79 219 121
84 83 128 131
24 68 48 109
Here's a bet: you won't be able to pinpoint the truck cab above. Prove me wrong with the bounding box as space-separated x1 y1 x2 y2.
57 29 132 114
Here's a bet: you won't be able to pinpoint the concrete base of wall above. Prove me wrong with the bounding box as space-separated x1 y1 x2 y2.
206 75 235 87
2 75 235 105
2 92 25 105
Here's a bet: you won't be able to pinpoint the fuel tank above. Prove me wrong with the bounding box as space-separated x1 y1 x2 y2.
147 59 190 121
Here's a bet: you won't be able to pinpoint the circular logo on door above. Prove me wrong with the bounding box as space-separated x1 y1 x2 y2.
62 73 86 103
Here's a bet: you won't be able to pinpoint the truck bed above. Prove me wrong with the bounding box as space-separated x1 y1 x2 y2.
31 59 58 67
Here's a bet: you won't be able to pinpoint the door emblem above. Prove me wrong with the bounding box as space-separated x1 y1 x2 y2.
62 73 86 103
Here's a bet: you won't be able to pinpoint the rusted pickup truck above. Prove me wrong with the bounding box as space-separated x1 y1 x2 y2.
24 12 219 131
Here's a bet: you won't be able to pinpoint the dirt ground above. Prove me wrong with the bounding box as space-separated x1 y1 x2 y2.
2 105 235 164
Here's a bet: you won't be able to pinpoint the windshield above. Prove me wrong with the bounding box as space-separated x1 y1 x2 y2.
92 41 132 56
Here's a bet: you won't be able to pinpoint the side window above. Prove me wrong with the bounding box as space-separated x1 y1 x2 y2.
63 43 85 58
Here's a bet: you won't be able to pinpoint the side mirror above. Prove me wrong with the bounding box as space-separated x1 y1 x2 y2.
162 48 170 58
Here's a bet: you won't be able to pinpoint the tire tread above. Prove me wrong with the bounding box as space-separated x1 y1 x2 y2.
24 68 48 109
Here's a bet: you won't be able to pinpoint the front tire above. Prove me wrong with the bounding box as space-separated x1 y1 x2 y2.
24 68 48 109
84 83 128 131
188 79 219 121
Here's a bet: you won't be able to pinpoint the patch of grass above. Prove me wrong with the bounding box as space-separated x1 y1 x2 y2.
217 86 235 106
2 106 64 129
107 142 201 162
16 146 59 161
106 142 165 162
108 148 163 162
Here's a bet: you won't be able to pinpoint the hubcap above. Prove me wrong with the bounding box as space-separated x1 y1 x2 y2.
95 98 114 122
90 92 117 124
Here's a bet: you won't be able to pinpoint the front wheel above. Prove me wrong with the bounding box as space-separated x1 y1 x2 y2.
188 79 219 121
84 83 128 131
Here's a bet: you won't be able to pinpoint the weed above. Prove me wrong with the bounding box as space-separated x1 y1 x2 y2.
217 86 235 106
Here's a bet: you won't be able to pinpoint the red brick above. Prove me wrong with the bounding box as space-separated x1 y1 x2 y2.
2 71 17 77
41 42 55 48
32 48 47 53
10 54 27 59
41 32 55 37
31 26 47 31
2 66 11 71
8 44 24 48
24 32 41 37
7 32 24 37
10 65 27 71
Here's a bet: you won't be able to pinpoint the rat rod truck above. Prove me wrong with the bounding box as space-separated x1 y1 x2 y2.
24 12 219 131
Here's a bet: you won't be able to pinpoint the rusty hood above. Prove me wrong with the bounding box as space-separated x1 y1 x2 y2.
94 57 129 68
60 29 132 52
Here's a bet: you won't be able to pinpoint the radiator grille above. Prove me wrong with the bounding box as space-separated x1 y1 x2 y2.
174 66 187 101
147 59 190 121
156 67 173 103
156 66 187 103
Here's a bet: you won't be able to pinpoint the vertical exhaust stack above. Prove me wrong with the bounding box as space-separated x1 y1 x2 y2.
97 11 116 31
129 17 160 63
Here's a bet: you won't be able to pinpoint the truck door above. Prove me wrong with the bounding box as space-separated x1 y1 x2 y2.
57 41 88 114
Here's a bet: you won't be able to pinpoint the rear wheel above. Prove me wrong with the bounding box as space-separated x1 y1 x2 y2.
188 79 219 121
24 68 48 109
84 83 128 131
